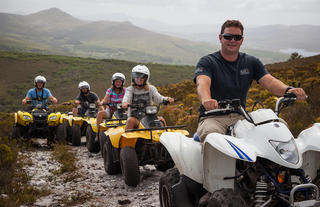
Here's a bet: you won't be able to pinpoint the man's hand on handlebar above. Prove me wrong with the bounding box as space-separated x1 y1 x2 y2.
202 98 219 111
287 88 307 101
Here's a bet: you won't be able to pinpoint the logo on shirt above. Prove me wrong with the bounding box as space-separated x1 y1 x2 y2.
240 68 250 75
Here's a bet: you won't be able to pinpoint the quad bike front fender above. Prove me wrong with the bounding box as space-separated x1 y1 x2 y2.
86 118 98 133
296 123 320 180
47 112 61 126
105 126 126 148
72 117 83 127
160 132 203 184
16 111 33 126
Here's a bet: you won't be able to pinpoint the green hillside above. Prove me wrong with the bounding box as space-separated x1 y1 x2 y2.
0 51 194 112
0 8 289 65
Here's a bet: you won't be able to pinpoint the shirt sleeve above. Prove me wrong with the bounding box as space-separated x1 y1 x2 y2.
91 92 98 102
252 57 269 82
76 94 81 101
26 88 34 98
193 56 213 84
106 88 112 95
45 88 52 97
150 85 167 105
122 86 133 104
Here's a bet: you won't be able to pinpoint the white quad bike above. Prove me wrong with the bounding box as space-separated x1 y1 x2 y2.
159 94 320 207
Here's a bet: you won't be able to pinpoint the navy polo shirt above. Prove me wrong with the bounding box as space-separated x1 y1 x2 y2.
193 51 268 117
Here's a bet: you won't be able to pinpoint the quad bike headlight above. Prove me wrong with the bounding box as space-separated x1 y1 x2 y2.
23 115 31 120
269 138 299 164
49 115 57 121
146 106 158 114
89 103 96 109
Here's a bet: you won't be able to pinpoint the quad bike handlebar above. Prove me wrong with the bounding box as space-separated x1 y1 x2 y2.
204 93 299 125
275 93 297 115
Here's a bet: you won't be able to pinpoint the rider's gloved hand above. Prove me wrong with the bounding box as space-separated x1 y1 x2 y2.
22 98 27 104
202 98 218 111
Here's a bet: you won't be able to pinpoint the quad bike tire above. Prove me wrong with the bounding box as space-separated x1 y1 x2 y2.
71 124 81 146
12 125 22 139
159 167 180 207
103 137 121 175
208 188 246 207
120 146 140 186
56 122 67 143
99 131 107 157
86 125 100 153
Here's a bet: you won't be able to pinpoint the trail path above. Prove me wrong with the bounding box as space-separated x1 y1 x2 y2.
23 138 161 207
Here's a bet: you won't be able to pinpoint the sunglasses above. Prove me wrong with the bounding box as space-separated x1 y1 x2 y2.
222 33 243 41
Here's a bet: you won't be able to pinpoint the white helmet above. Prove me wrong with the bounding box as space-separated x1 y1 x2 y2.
112 72 125 86
132 65 150 86
78 81 90 90
34 75 46 87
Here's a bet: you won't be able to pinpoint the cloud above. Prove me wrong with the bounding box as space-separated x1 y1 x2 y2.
0 0 319 26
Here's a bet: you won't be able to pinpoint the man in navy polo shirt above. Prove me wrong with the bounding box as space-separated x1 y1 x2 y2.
194 20 307 142
22 75 58 108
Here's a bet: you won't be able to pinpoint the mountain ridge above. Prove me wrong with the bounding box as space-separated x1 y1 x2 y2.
0 8 289 65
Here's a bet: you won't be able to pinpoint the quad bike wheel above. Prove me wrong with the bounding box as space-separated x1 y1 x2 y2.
56 122 67 143
99 131 107 157
71 124 81 146
120 146 140 186
208 188 245 207
103 137 121 175
86 125 100 153
12 125 23 139
159 167 180 207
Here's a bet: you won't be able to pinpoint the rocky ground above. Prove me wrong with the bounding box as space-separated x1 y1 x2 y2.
23 138 162 207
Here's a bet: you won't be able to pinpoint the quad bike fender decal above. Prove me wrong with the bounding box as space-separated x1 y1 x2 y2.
203 142 236 193
206 132 303 168
296 123 320 154
226 139 253 161
205 133 257 162
160 132 204 184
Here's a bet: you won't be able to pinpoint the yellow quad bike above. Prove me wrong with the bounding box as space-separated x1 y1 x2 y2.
102 101 189 187
98 103 127 157
84 103 100 152
12 101 61 143
57 103 97 146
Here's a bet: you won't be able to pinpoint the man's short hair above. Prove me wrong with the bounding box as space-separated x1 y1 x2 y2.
220 20 244 35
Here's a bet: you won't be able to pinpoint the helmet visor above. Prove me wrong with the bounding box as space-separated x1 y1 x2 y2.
132 72 148 80
79 85 89 90
113 76 124 82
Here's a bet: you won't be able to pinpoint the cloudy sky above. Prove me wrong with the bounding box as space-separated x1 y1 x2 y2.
1 0 320 26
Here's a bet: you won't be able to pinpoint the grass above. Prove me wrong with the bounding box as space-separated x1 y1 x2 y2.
51 143 77 174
